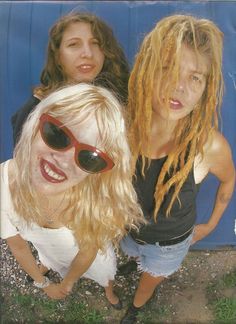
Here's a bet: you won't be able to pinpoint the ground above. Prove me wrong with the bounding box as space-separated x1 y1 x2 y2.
1 239 236 323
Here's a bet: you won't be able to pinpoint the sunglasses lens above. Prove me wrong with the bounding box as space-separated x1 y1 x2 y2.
42 122 70 149
78 150 107 173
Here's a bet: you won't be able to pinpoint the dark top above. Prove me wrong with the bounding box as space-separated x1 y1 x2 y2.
11 95 40 146
131 156 199 243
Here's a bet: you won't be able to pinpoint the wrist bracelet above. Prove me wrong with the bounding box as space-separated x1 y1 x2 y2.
33 276 51 289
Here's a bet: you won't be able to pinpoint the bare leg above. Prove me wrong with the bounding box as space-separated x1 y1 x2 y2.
121 272 165 323
133 272 165 307
104 280 119 304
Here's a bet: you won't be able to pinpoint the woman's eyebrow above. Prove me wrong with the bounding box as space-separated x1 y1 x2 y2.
64 37 81 42
191 70 207 77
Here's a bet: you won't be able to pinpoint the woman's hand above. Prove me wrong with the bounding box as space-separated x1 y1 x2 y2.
58 281 74 295
43 283 70 299
191 223 214 244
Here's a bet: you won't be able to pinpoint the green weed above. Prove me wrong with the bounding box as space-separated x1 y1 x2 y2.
137 305 170 323
2 290 104 323
220 270 236 288
213 297 236 322
64 300 103 323
207 269 236 323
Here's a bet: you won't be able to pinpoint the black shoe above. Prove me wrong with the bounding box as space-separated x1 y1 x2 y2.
110 298 123 310
117 260 137 276
120 304 141 324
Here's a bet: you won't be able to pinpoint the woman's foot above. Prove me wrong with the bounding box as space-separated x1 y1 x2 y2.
105 291 123 310
109 298 123 310
105 283 123 310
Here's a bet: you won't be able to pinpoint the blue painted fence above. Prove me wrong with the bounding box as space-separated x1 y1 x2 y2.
0 1 235 248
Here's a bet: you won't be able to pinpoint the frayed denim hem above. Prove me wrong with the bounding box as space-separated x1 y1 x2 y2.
136 260 175 278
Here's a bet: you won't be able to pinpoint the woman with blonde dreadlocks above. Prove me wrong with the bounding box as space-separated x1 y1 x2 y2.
119 15 235 323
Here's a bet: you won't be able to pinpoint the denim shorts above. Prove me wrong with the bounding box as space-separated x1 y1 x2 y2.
120 231 194 277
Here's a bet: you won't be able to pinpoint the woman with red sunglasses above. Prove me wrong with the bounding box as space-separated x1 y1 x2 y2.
11 11 129 146
1 84 143 308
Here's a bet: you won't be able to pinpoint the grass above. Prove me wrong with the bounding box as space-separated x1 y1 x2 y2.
220 270 236 288
1 289 104 323
1 264 235 323
64 299 104 323
137 304 171 323
213 297 236 322
207 269 236 323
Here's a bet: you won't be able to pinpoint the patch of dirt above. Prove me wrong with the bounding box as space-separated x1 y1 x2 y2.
114 248 236 323
173 287 213 322
169 249 236 324
1 238 236 323
223 288 236 299
147 250 236 324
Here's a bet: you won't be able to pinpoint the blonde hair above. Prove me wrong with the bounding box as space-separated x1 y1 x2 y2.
128 15 224 218
11 83 143 251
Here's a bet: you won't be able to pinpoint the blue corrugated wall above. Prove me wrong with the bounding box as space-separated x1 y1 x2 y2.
0 1 235 249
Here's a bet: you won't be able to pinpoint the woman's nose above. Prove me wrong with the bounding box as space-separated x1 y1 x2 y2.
51 148 75 169
175 73 187 93
80 43 93 58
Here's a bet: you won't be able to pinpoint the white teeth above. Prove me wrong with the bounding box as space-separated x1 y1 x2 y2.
170 99 179 105
80 65 92 69
44 163 64 180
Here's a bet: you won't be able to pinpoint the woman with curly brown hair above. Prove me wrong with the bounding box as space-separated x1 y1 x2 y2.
12 11 129 145
119 14 235 323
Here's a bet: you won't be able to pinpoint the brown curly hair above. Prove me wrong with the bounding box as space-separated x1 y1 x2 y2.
34 11 129 103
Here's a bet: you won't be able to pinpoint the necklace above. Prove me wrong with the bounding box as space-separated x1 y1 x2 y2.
39 192 66 224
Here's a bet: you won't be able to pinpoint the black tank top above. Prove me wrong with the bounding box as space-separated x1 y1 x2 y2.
132 156 199 242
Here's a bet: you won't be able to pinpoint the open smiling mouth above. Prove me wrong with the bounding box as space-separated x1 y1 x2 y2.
40 159 67 183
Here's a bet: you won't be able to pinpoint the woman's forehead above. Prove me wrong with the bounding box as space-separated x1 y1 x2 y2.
66 113 101 146
180 44 209 74
161 43 209 75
